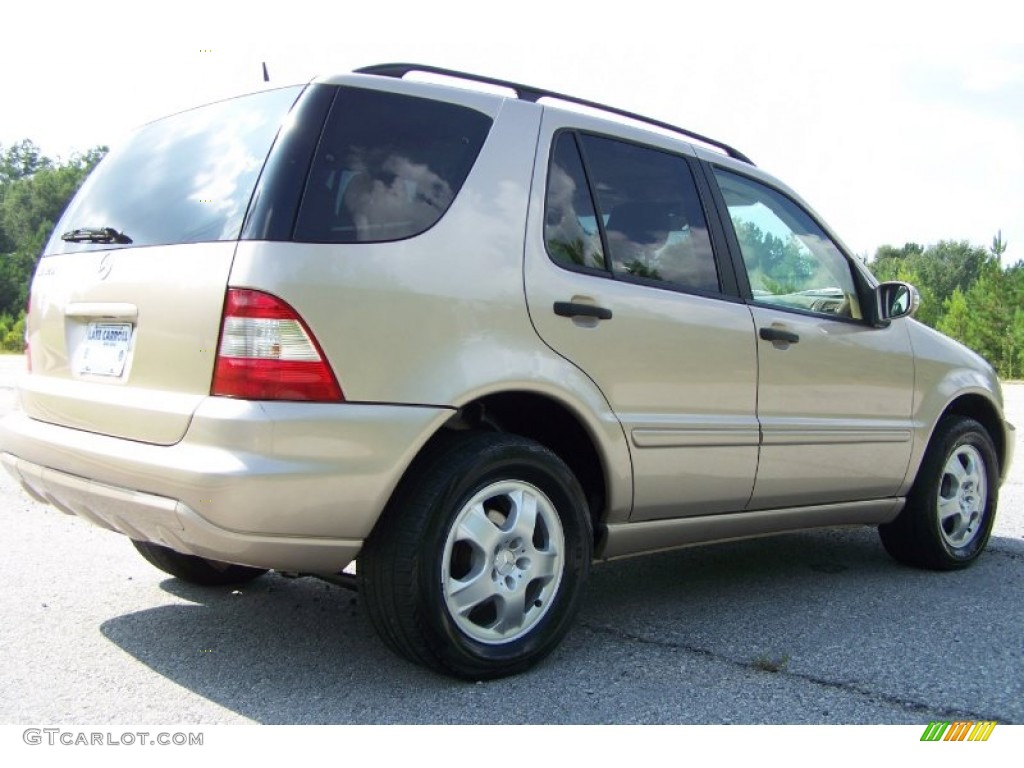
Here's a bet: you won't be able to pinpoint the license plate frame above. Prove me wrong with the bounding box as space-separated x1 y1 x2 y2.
73 322 134 378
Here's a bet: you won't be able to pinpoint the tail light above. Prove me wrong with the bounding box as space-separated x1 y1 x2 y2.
212 288 344 402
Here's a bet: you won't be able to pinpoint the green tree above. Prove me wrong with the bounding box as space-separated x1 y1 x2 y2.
991 229 1008 261
869 242 924 283
0 140 53 184
0 142 106 325
870 240 995 328
936 287 970 341
735 220 814 294
1010 305 1024 379
952 260 1024 378
868 235 1024 377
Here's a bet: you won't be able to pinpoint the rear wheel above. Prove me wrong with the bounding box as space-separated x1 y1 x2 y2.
131 541 268 586
879 416 999 570
359 432 592 680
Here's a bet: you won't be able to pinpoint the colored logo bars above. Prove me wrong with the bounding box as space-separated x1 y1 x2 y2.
921 721 997 742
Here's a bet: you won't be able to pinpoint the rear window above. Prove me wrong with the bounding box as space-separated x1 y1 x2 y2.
294 87 492 243
46 86 303 255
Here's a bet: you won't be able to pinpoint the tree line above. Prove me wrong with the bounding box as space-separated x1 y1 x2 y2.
0 139 106 349
870 235 1023 379
0 139 1020 378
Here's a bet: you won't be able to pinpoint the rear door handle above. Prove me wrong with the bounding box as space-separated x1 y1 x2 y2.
554 302 613 321
759 327 800 344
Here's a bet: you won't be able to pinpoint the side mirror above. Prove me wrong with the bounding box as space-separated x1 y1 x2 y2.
875 281 920 323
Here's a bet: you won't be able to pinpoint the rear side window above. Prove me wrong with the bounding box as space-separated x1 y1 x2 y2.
294 87 492 243
47 86 303 255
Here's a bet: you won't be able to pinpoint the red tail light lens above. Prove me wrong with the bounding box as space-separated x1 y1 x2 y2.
212 289 344 402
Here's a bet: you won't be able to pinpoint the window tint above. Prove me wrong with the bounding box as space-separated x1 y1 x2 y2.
543 132 720 293
714 169 861 319
47 86 303 255
544 134 606 271
295 87 492 243
581 135 719 292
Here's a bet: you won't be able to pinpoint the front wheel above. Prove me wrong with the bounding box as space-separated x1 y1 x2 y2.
358 432 592 679
879 416 999 570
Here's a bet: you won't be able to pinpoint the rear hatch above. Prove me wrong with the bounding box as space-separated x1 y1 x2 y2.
21 85 304 445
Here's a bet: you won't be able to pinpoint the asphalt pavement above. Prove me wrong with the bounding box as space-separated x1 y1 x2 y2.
0 354 1021 724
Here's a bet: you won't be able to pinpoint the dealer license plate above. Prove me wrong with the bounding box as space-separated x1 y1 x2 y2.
73 322 133 377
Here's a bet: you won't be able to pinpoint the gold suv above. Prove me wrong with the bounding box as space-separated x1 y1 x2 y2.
0 64 1015 679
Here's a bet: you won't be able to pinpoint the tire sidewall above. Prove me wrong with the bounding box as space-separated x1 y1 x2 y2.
131 540 268 586
917 419 999 564
415 440 592 678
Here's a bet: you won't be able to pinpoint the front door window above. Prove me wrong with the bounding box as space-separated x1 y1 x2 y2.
714 169 862 319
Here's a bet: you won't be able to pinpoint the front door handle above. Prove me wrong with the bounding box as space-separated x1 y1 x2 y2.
554 302 613 321
759 327 800 344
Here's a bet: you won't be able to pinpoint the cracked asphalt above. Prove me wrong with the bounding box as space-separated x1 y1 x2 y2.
0 355 1021 724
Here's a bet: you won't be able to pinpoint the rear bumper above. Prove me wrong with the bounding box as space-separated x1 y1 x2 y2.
0 398 452 573
1 455 365 572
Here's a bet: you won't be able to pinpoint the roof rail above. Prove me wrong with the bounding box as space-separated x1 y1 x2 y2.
354 63 755 166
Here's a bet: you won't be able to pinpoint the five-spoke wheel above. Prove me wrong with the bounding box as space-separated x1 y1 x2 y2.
880 416 999 570
359 432 592 679
935 444 988 550
442 481 565 645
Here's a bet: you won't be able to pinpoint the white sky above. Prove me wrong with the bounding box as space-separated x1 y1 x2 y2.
3 0 1021 264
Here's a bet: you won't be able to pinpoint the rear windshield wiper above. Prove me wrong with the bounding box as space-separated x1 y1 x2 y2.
61 227 133 244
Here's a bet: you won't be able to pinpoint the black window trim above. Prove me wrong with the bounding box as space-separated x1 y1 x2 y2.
241 83 338 242
542 127 742 302
701 160 876 327
541 130 612 280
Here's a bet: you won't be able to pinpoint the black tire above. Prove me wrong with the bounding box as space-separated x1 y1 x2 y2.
879 416 999 570
358 432 593 680
131 541 269 586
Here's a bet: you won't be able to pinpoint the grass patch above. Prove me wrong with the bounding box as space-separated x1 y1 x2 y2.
752 653 791 673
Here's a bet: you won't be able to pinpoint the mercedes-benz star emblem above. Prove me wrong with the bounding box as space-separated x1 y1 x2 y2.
97 253 114 280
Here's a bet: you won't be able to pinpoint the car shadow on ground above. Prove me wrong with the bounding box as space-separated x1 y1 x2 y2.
99 528 1024 724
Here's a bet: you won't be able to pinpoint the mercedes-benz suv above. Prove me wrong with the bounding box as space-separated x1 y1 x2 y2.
1 64 1014 679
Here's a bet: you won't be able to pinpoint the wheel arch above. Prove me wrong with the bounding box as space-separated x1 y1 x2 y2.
880 407 1001 570
936 394 1008 480
903 386 1010 496
406 388 631 547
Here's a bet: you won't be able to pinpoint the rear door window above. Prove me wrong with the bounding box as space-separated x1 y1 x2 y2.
543 132 720 294
294 87 492 243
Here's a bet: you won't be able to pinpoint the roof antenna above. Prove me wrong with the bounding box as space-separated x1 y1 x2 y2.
262 62 270 82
